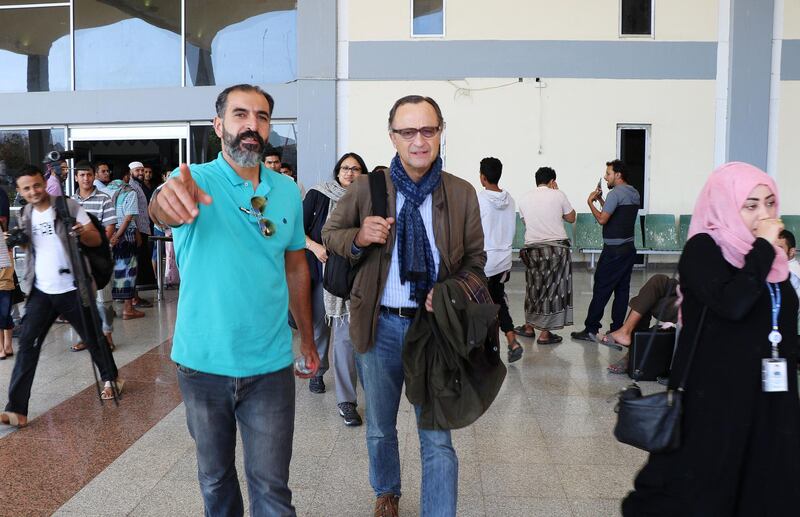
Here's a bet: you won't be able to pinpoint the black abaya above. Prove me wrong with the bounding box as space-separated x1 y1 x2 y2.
622 234 800 516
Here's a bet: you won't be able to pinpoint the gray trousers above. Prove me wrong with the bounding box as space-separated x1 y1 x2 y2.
312 282 330 376
96 281 114 333
331 319 358 405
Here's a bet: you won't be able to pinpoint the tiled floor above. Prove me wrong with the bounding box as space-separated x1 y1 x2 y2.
0 264 674 516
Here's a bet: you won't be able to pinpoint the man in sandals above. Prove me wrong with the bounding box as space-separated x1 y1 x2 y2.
477 157 523 362
517 167 576 345
71 161 117 352
1 165 123 428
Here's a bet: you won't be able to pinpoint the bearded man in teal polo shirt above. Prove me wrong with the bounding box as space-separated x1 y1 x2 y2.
149 84 319 517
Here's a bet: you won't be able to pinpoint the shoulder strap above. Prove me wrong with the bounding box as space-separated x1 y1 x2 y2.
675 306 707 391
369 170 387 218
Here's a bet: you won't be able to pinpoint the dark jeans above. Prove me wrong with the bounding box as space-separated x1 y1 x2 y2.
487 271 514 334
584 242 637 334
177 364 296 517
5 287 119 416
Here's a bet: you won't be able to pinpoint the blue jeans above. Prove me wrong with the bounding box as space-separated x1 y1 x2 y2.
177 364 296 517
356 311 458 517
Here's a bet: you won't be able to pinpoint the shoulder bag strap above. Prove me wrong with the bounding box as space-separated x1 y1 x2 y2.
675 305 708 391
369 170 387 218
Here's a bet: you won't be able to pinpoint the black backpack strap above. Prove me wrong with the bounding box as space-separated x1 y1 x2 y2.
369 170 387 218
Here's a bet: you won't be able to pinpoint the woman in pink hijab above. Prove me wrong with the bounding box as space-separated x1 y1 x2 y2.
623 162 800 516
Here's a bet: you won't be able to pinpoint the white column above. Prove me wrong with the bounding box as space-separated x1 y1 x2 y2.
336 0 350 158
766 0 784 178
713 0 732 167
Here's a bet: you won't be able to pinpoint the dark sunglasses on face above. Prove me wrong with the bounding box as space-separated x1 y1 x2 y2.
239 196 276 237
390 126 441 140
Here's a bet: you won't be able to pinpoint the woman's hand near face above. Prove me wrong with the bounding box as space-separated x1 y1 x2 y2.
755 218 784 244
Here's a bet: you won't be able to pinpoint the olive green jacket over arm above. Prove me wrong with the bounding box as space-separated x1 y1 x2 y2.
322 170 486 353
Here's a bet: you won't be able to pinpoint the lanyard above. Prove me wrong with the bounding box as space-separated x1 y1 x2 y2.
766 282 782 359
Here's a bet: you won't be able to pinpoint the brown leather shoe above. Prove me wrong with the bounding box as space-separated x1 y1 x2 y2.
374 494 399 517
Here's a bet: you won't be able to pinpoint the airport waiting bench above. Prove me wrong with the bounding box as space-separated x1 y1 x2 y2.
508 211 799 269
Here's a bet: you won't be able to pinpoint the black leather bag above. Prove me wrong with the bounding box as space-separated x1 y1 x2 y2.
322 171 387 299
629 328 676 381
613 300 707 453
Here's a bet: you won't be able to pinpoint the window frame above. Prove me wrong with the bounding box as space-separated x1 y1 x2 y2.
618 0 655 39
410 0 446 39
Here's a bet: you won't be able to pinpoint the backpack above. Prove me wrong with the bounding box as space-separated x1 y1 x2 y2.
81 212 113 289
53 197 114 289
322 170 388 299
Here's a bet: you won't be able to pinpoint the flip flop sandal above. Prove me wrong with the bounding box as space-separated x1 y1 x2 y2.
599 334 624 351
101 380 125 400
71 342 88 352
607 355 629 375
0 411 26 428
513 325 536 338
537 333 563 345
507 344 524 363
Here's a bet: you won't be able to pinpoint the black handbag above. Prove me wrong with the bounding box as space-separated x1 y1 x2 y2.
322 170 387 299
613 299 707 453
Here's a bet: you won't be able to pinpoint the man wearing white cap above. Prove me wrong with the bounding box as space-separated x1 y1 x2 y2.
127 161 154 308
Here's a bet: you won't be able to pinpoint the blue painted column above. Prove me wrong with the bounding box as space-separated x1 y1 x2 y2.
726 0 774 169
296 0 338 189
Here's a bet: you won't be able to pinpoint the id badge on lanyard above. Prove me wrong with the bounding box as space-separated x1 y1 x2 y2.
763 282 788 393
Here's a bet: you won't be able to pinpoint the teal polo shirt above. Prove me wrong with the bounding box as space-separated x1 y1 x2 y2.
170 153 305 377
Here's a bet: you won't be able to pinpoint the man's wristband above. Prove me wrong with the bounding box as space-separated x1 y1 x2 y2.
351 242 363 256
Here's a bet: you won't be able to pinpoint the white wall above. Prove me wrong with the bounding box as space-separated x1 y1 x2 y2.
784 0 800 38
347 0 718 41
777 81 800 214
342 78 716 216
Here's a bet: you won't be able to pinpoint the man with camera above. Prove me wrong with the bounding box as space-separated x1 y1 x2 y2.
1 165 122 428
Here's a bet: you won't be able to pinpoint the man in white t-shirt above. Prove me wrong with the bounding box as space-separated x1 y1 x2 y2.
0 165 123 429
477 157 523 363
517 166 576 345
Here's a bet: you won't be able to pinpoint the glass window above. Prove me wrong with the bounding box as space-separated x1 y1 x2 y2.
621 0 653 36
0 1 67 4
412 0 444 37
190 123 297 170
186 1 297 87
0 7 70 92
74 0 181 90
0 128 66 208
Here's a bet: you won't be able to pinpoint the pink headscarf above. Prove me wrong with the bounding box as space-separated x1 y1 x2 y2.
688 162 788 283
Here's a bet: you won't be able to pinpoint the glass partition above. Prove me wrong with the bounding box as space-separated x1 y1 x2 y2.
0 6 70 92
74 0 182 90
0 127 66 208
185 0 297 86
190 122 297 170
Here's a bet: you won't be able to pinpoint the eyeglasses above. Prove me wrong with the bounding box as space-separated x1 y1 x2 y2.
390 126 441 140
339 165 362 174
239 196 276 237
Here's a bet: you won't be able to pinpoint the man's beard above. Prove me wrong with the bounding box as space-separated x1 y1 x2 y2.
222 126 265 167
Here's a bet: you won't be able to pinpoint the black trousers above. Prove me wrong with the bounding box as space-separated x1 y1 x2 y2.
5 287 118 416
583 242 637 334
487 271 514 334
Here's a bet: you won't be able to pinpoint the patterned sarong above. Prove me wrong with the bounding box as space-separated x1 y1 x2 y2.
519 240 573 330
112 227 138 300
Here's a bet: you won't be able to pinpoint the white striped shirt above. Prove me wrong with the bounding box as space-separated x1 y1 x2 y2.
380 191 439 308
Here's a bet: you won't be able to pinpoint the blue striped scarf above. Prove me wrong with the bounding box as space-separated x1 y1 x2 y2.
390 153 442 303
